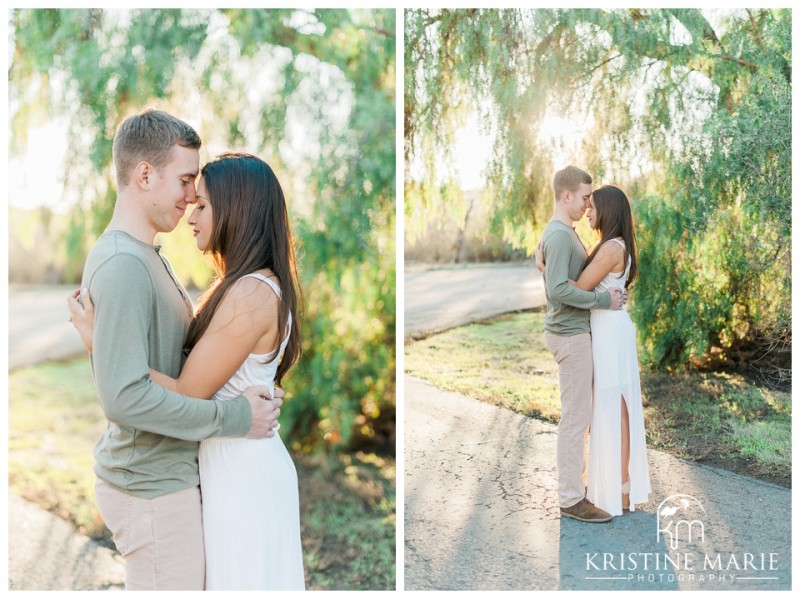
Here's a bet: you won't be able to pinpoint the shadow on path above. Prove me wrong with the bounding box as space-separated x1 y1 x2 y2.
558 511 679 590
404 376 791 591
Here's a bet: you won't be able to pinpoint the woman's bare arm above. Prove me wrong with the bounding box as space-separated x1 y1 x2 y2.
572 241 625 291
164 277 279 399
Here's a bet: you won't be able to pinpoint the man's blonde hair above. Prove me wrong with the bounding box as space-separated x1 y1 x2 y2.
113 108 201 188
552 165 592 202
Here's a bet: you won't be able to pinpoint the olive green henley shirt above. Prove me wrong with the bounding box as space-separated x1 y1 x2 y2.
541 220 612 335
82 230 251 499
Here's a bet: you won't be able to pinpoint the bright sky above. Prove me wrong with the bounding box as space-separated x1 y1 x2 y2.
454 111 589 191
453 114 492 192
8 120 72 213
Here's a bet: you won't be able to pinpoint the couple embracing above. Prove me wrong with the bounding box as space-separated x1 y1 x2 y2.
67 109 304 589
539 165 651 523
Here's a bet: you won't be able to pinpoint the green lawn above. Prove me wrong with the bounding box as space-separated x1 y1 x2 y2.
8 358 395 590
406 310 791 486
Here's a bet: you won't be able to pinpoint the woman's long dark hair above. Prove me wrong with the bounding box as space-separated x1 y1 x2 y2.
184 152 302 385
584 185 638 288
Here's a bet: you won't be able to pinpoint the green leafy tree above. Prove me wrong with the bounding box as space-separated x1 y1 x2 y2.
406 8 790 380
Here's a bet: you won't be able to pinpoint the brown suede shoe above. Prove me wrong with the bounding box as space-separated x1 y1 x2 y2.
560 498 612 523
622 494 630 511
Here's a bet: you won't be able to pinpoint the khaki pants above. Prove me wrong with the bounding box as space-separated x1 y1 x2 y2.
94 478 205 590
544 331 593 508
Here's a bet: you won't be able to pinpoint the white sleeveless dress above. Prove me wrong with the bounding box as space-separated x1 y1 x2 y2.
199 273 305 590
586 239 651 516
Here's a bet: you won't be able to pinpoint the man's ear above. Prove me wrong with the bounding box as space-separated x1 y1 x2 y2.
132 161 152 190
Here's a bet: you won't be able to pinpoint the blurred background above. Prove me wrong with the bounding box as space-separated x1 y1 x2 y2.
8 8 395 590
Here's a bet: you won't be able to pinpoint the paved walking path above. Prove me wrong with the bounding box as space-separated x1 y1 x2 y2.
403 265 792 591
8 285 88 370
8 285 125 591
8 493 124 590
404 262 545 338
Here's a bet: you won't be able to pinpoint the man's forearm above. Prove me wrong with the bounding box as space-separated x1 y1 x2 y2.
544 255 612 309
548 280 611 310
94 369 251 440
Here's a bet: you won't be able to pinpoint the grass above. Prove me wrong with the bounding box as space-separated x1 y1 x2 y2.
299 452 395 589
8 360 106 535
405 310 791 486
404 312 560 419
8 358 395 590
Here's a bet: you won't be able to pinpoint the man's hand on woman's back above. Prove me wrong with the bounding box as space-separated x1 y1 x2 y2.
243 386 284 438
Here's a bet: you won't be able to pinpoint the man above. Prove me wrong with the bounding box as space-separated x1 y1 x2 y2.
73 109 281 589
539 165 624 523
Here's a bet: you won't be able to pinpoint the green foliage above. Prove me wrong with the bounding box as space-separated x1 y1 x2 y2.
9 8 396 453
285 258 395 451
225 9 397 449
406 8 791 378
632 11 791 376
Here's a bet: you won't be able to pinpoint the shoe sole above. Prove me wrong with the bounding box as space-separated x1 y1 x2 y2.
560 511 612 523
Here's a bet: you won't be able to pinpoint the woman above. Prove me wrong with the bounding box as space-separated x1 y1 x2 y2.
69 152 305 589
536 184 651 517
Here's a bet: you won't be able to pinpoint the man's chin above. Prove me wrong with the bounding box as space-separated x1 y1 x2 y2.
158 221 181 234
